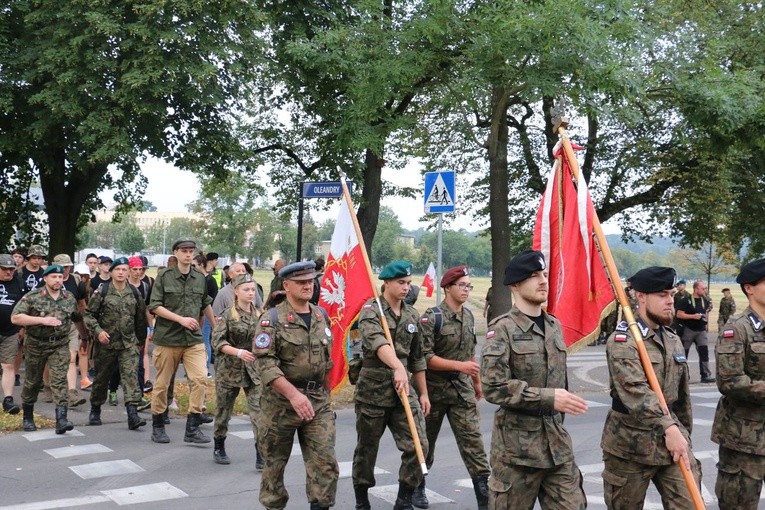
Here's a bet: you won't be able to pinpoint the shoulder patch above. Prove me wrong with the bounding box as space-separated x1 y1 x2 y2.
614 333 628 343
486 330 495 339
615 321 628 332
362 304 373 310
253 333 271 349
420 317 429 323
722 329 735 339
260 320 271 327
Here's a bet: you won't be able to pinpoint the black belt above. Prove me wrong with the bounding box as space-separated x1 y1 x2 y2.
509 407 560 417
30 334 68 343
362 356 408 369
427 370 460 381
612 396 673 415
288 379 324 391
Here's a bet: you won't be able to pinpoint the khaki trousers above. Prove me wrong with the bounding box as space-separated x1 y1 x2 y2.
151 343 207 414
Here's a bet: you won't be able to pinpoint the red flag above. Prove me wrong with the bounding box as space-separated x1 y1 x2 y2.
319 199 375 391
533 142 616 352
421 262 436 297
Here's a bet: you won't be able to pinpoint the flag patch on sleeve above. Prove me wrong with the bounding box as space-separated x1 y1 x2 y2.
420 317 429 323
614 334 628 342
260 320 271 327
486 330 495 339
363 304 372 309
723 329 735 339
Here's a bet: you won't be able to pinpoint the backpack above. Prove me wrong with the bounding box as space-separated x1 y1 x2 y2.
95 281 141 316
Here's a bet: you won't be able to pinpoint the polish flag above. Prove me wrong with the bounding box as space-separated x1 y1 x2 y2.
421 262 436 297
319 199 374 391
533 141 616 352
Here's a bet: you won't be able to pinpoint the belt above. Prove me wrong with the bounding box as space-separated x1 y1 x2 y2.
427 369 460 381
362 356 408 369
30 334 68 343
288 379 324 391
508 407 560 417
611 396 674 415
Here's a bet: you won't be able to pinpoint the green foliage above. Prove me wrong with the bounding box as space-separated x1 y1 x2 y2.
143 218 201 254
117 223 145 254
371 206 404 268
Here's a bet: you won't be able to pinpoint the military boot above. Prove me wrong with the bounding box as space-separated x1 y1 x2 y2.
309 503 329 510
22 404 36 431
55 406 74 435
199 411 213 424
354 486 371 510
89 405 102 426
161 408 170 424
412 480 429 508
184 413 211 444
472 474 489 510
213 437 231 465
151 413 170 443
393 483 414 510
255 442 265 471
68 388 85 407
126 405 146 430
3 396 20 415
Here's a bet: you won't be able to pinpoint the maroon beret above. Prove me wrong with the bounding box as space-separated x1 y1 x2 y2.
441 265 469 288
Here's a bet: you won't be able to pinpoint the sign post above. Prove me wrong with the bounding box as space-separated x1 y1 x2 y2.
424 171 456 302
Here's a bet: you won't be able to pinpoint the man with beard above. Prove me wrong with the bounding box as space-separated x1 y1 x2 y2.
481 250 587 510
601 266 701 509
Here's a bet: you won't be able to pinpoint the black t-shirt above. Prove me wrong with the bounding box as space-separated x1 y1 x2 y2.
678 295 711 332
297 311 312 330
524 312 546 334
0 277 23 335
90 274 111 292
130 278 152 305
205 274 219 300
62 274 86 302
18 266 44 294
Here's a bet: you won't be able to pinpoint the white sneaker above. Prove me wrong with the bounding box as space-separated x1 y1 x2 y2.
168 398 179 411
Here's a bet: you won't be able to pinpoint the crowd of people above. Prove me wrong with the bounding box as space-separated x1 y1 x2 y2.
2 240 765 510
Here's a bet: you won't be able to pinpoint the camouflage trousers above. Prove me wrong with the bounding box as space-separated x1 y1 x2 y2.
716 446 765 510
488 460 586 510
425 399 490 477
90 343 140 407
602 451 702 510
21 338 69 406
258 396 338 509
352 399 429 490
213 381 260 441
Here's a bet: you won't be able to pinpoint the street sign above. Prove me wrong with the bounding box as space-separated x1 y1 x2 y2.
302 181 352 199
424 171 456 213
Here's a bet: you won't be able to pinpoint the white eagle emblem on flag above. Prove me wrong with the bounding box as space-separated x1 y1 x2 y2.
320 271 346 312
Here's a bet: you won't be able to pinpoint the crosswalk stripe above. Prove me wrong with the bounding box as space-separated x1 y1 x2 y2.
690 391 721 398
44 444 112 459
337 461 388 479
585 400 610 408
698 403 718 408
100 482 188 505
69 459 144 480
370 485 453 505
0 495 110 510
23 430 84 442
693 418 714 427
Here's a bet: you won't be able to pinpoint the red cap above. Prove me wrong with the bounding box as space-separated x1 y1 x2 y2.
128 256 144 269
441 266 469 288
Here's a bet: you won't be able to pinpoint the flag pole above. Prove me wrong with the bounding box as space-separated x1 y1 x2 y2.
552 114 705 510
337 171 428 475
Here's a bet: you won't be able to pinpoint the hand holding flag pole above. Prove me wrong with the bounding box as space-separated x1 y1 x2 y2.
551 109 705 510
337 170 428 476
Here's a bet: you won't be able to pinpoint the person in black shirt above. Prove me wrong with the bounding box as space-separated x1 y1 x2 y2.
16 244 46 294
89 256 113 292
0 254 24 414
676 279 714 383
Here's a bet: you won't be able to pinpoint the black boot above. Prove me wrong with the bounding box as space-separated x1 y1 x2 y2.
354 486 371 510
393 483 414 510
55 406 74 435
3 396 20 415
213 437 231 464
199 411 213 424
472 474 489 510
412 480 429 508
309 503 329 510
151 413 170 443
255 442 264 471
184 413 211 443
22 404 36 431
161 408 170 424
89 405 102 426
126 405 146 430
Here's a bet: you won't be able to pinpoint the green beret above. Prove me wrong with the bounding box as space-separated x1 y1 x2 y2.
233 274 254 288
43 264 64 276
110 257 130 271
630 266 677 293
379 260 412 280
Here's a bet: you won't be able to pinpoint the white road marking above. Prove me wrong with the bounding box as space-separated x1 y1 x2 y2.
338 461 388 479
69 459 144 479
44 444 112 459
23 430 84 442
101 482 188 505
0 495 109 510
370 485 453 505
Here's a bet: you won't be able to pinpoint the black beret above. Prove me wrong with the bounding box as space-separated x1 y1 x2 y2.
279 261 316 280
630 266 676 293
504 250 546 285
172 239 196 251
736 258 765 285
441 265 469 287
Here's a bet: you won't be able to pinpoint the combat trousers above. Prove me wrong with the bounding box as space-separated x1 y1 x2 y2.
352 399 428 490
716 446 765 510
213 380 260 441
602 451 702 510
21 339 69 406
425 399 490 477
681 329 712 379
90 343 140 407
151 343 207 414
488 460 585 510
258 396 338 509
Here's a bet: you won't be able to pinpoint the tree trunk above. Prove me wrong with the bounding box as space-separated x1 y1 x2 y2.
356 148 384 265
486 87 512 320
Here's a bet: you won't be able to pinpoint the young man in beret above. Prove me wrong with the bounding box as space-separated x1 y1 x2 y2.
712 258 765 510
16 244 46 294
11 264 87 434
416 265 490 509
601 266 701 509
353 260 430 510
480 250 587 510
717 287 736 331
253 261 338 510
148 239 215 444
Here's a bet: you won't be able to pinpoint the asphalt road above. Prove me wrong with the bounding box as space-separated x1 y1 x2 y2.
0 344 751 509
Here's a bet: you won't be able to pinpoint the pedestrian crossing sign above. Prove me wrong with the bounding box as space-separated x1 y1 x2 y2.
424 171 456 213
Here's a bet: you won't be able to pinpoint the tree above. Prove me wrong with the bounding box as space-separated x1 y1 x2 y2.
143 218 201 254
249 206 279 266
118 223 145 254
371 206 404 268
1 1 266 255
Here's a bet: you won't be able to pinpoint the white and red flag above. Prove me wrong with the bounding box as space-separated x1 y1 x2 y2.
421 262 436 297
533 141 616 352
319 198 375 391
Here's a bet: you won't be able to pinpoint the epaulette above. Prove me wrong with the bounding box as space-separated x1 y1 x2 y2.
487 312 509 328
615 320 629 332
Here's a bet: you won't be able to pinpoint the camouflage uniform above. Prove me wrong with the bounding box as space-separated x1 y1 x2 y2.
481 307 585 510
211 305 260 445
254 300 338 510
420 302 489 477
352 297 429 492
601 319 701 509
12 287 81 406
712 308 765 510
717 296 736 330
83 284 147 407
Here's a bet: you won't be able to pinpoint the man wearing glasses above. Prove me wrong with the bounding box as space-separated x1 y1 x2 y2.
416 265 490 509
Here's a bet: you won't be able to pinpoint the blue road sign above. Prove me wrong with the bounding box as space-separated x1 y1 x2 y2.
424 171 456 213
302 181 353 199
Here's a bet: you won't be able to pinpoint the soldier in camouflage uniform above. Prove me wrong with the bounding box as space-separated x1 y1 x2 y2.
353 260 430 510
11 264 87 434
480 250 588 510
601 266 701 509
253 261 338 510
211 273 262 467
83 257 148 430
415 265 489 509
717 288 736 330
712 259 765 510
